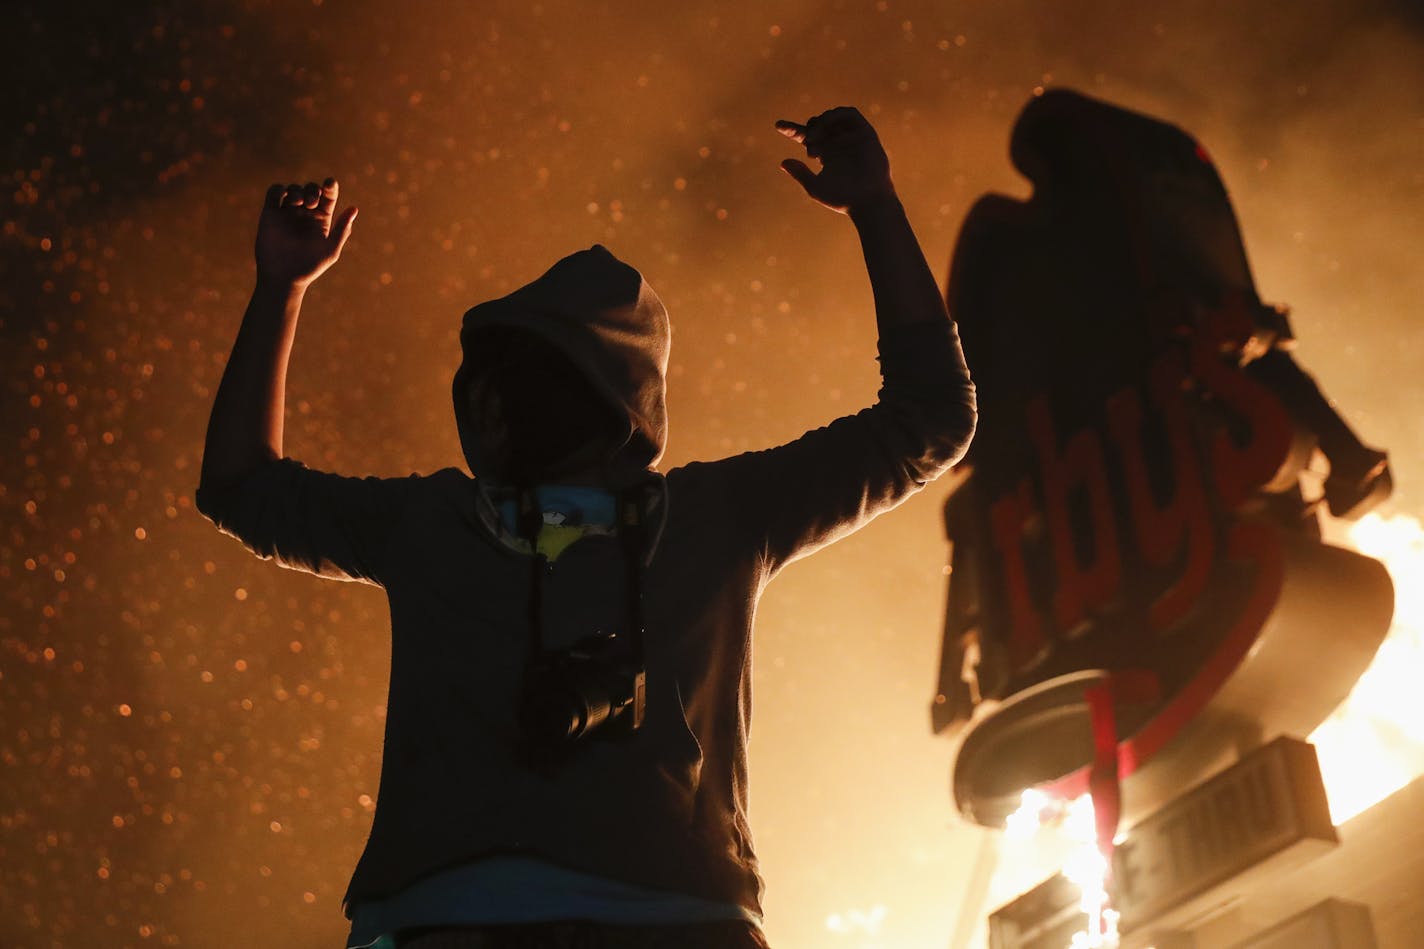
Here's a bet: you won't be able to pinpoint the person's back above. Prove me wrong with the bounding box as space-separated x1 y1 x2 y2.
196 106 976 949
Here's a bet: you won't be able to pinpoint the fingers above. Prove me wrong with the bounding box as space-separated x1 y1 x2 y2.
271 178 342 215
802 121 831 156
776 108 869 161
780 158 818 194
804 109 865 155
317 177 338 217
278 181 321 209
330 205 358 254
774 120 807 144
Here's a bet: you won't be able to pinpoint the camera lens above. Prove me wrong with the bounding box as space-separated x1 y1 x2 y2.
574 691 615 739
519 672 616 746
517 635 643 758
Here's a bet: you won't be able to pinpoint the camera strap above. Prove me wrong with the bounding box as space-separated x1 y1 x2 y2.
618 489 649 664
516 484 648 667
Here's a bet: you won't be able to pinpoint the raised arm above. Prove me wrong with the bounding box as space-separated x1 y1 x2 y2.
776 107 949 334
699 108 975 576
199 179 358 489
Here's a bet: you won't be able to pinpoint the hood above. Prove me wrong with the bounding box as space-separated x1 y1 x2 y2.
451 245 671 486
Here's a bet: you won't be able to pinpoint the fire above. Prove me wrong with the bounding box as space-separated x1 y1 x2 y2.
1310 510 1424 823
1002 791 1120 949
1060 802 1118 949
978 512 1423 949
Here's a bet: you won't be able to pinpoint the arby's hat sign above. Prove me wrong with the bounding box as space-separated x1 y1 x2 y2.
931 90 1395 830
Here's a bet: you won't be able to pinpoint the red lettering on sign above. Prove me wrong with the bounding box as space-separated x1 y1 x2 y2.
966 300 1303 700
989 478 1049 669
1105 353 1214 631
1192 294 1302 508
1026 397 1122 635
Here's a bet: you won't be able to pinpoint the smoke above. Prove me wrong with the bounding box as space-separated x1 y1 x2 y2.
2 1 1420 947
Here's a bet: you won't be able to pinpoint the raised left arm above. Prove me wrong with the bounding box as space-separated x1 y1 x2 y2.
696 108 976 576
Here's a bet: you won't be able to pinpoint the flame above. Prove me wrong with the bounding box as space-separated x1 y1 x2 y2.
1002 791 1120 948
1310 511 1424 823
1003 787 1053 840
980 512 1424 947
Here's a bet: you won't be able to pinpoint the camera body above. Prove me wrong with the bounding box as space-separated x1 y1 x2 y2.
519 631 647 754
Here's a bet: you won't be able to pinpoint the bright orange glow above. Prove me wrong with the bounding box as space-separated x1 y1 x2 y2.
1311 511 1424 823
1000 791 1119 949
980 512 1424 949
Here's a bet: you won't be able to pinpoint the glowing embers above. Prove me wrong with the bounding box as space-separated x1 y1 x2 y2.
1311 511 1424 824
1000 791 1120 949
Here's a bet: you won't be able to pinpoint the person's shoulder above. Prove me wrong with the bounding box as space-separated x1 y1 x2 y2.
369 465 472 500
411 466 474 492
391 467 479 519
664 459 711 484
416 465 472 482
664 456 748 501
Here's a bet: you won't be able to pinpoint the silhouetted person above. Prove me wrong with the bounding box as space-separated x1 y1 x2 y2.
196 106 976 949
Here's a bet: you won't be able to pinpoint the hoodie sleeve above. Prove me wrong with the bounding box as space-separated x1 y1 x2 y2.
194 457 417 586
717 319 976 578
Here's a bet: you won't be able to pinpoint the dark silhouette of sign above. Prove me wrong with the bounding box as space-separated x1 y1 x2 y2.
931 90 1395 829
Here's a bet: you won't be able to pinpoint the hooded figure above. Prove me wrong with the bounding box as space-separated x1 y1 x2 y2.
453 245 670 489
196 108 976 949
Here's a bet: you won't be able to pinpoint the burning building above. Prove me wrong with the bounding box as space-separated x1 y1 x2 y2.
931 90 1421 948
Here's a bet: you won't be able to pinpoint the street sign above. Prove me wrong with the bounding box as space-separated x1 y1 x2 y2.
1114 737 1336 937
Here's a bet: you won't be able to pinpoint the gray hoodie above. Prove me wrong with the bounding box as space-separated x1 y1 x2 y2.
194 245 976 922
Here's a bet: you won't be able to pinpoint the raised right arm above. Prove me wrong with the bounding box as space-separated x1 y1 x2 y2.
198 179 357 490
196 180 412 587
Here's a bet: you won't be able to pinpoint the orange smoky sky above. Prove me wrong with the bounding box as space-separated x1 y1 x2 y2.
2 1 1421 947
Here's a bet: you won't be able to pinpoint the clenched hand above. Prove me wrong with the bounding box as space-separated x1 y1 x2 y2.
255 178 358 289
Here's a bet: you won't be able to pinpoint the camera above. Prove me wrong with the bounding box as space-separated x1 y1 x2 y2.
518 631 647 753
